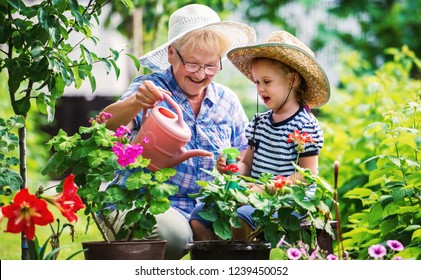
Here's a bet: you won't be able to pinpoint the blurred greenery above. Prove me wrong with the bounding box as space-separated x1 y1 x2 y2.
1 0 421 260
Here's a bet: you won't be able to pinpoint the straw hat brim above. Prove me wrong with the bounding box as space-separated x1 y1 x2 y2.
139 21 256 72
227 43 330 108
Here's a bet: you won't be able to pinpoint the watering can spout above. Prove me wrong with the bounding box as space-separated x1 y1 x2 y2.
170 149 213 166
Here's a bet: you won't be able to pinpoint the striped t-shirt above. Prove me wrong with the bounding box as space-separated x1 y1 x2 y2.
245 107 323 179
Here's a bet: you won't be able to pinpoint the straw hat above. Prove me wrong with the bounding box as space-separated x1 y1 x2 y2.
139 4 256 72
227 31 330 108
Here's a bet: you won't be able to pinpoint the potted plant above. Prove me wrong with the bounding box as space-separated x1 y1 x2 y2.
186 147 337 260
41 112 179 260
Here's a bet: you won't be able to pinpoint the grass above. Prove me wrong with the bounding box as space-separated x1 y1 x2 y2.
0 214 103 260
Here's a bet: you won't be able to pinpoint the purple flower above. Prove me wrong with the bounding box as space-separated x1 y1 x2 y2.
309 247 320 260
286 248 302 260
368 244 387 259
277 236 286 247
386 240 404 251
326 254 338 260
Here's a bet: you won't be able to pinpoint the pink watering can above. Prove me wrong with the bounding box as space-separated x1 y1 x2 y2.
132 93 213 172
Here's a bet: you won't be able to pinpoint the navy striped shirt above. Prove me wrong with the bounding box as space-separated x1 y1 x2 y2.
245 107 323 179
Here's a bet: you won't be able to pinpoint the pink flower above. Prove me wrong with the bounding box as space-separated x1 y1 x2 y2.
112 142 143 167
386 240 404 251
94 112 113 124
286 248 302 260
277 235 286 247
114 125 131 138
368 244 387 259
326 254 338 260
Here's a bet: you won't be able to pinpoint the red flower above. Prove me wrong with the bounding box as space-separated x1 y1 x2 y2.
224 163 239 174
287 130 315 144
1 188 54 240
52 174 85 223
287 130 315 153
274 175 292 189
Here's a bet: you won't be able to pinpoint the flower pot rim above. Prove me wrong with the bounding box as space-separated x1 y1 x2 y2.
185 240 272 250
82 239 167 245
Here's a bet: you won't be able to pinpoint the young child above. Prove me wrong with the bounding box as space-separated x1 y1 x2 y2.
189 30 330 240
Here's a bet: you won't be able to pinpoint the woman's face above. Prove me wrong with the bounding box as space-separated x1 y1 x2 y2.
252 59 295 111
168 46 221 97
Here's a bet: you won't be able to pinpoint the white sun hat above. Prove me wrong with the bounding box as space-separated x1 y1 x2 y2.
139 4 256 72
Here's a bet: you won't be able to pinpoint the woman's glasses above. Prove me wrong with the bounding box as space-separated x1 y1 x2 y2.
176 49 222 75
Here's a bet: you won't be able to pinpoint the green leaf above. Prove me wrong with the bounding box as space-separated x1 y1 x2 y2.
0 167 23 191
149 198 171 214
213 219 232 240
36 93 49 114
6 115 25 129
126 53 141 70
126 172 153 191
150 183 178 198
110 59 120 79
154 168 177 182
103 187 126 203
412 229 421 242
343 187 373 199
198 208 218 222
80 45 93 65
14 96 31 115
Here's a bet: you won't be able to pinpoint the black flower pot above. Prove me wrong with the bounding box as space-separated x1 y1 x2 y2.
82 240 167 260
185 240 272 260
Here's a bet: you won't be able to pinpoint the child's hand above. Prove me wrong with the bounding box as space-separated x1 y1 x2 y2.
216 155 227 174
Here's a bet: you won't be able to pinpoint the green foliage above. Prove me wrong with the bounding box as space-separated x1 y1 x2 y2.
27 222 86 260
42 118 178 241
0 0 131 118
191 167 249 241
191 159 336 248
318 46 421 259
240 0 421 73
0 116 24 198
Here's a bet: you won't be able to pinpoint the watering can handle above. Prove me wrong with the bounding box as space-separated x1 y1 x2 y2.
141 90 183 126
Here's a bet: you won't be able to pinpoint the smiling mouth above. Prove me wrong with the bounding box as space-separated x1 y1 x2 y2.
188 76 205 83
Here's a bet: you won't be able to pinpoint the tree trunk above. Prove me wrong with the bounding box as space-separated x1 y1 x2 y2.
19 124 29 260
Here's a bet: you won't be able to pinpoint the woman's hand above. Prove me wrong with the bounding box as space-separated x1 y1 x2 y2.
136 80 172 109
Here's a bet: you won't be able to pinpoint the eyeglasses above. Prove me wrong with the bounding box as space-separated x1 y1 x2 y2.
175 49 222 75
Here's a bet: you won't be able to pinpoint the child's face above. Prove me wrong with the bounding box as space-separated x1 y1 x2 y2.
251 59 295 111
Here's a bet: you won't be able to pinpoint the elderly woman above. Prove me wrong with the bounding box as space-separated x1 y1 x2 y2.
101 4 256 259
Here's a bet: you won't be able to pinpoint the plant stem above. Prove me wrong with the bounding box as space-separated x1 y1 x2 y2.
91 212 110 243
333 161 344 259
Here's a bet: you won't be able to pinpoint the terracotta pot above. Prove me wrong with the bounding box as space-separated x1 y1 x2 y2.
185 240 272 260
82 240 167 260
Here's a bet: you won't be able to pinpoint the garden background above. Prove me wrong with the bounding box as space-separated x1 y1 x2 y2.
1 0 420 260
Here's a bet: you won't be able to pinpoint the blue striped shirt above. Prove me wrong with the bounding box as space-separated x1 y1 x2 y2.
245 107 323 179
110 68 249 218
